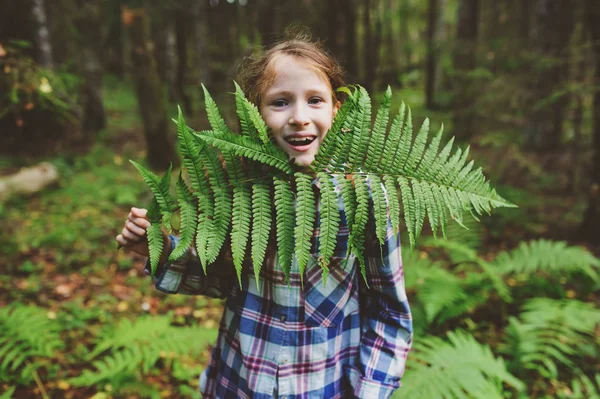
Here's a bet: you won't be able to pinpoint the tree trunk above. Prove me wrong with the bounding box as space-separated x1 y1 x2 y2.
174 6 192 114
76 0 106 134
362 0 377 93
434 0 448 101
580 0 600 244
257 0 277 47
425 0 439 109
343 0 359 82
398 0 412 72
152 10 177 100
104 0 126 77
31 0 54 68
124 7 179 171
192 0 210 86
452 0 479 140
523 0 575 151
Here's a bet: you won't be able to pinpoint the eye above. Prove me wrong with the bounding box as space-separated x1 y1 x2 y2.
272 99 288 107
308 97 323 105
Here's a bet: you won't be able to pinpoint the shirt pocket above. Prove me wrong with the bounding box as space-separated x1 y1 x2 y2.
303 255 357 328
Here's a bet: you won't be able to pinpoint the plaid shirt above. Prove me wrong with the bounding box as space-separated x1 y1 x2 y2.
146 184 413 399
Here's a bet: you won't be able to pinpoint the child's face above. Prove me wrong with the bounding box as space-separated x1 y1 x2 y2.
259 55 339 167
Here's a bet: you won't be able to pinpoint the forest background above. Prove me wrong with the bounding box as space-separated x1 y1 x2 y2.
0 0 599 398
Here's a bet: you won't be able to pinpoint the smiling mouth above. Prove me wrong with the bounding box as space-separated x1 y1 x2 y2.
284 136 317 147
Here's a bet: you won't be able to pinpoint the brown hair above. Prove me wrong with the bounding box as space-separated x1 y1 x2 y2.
238 31 346 106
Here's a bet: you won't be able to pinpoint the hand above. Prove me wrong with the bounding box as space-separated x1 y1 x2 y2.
116 207 170 261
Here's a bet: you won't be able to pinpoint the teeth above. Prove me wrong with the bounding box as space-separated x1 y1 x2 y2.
287 137 315 143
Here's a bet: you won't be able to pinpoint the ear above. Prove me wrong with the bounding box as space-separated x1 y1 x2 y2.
332 100 341 118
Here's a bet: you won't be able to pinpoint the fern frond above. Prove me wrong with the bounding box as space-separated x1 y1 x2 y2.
402 330 524 399
197 144 232 265
380 101 406 172
201 85 229 135
351 174 370 281
0 305 64 384
242 92 270 145
195 131 293 174
130 160 175 232
147 206 164 276
422 238 511 301
251 180 272 287
274 176 295 283
328 91 361 171
317 172 340 283
364 86 392 171
393 105 413 173
339 175 357 233
557 374 600 399
234 81 258 139
397 176 416 248
493 239 600 281
501 298 600 379
347 86 372 171
169 174 197 261
134 85 516 284
230 184 252 286
71 315 217 387
404 118 430 175
294 173 316 279
312 94 356 171
416 124 443 180
369 174 387 245
383 175 400 234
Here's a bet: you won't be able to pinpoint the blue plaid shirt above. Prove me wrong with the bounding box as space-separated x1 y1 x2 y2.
146 183 413 398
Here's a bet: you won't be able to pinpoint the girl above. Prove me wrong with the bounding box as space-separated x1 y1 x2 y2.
116 36 413 399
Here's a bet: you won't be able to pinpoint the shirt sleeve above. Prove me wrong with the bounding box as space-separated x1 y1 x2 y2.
143 235 234 298
344 223 413 399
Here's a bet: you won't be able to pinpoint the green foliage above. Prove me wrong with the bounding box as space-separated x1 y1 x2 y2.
403 250 495 326
0 42 79 123
402 330 524 398
556 374 600 399
70 314 218 388
133 85 513 286
501 298 600 379
0 387 16 399
493 239 600 281
0 305 64 384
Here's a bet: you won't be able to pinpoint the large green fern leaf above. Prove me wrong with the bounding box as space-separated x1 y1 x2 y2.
317 172 340 283
294 173 316 279
403 330 524 399
169 174 197 261
274 176 295 283
251 180 272 287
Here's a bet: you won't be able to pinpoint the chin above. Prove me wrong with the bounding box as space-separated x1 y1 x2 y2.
292 155 315 167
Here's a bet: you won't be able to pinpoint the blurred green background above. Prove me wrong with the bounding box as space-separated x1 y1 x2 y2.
0 0 599 398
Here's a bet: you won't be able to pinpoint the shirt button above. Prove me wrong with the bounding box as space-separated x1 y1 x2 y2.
280 315 286 322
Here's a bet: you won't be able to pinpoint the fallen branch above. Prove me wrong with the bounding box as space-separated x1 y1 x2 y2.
0 162 59 202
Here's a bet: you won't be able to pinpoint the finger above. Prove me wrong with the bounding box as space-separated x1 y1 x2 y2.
116 234 129 247
121 227 141 242
131 207 148 219
125 220 146 236
128 213 151 229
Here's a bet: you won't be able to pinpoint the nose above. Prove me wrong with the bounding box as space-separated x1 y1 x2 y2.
288 104 310 127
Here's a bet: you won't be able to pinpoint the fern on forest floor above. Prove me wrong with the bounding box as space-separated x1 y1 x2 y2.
0 305 64 385
132 84 515 286
401 330 524 399
69 314 217 388
501 298 600 380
